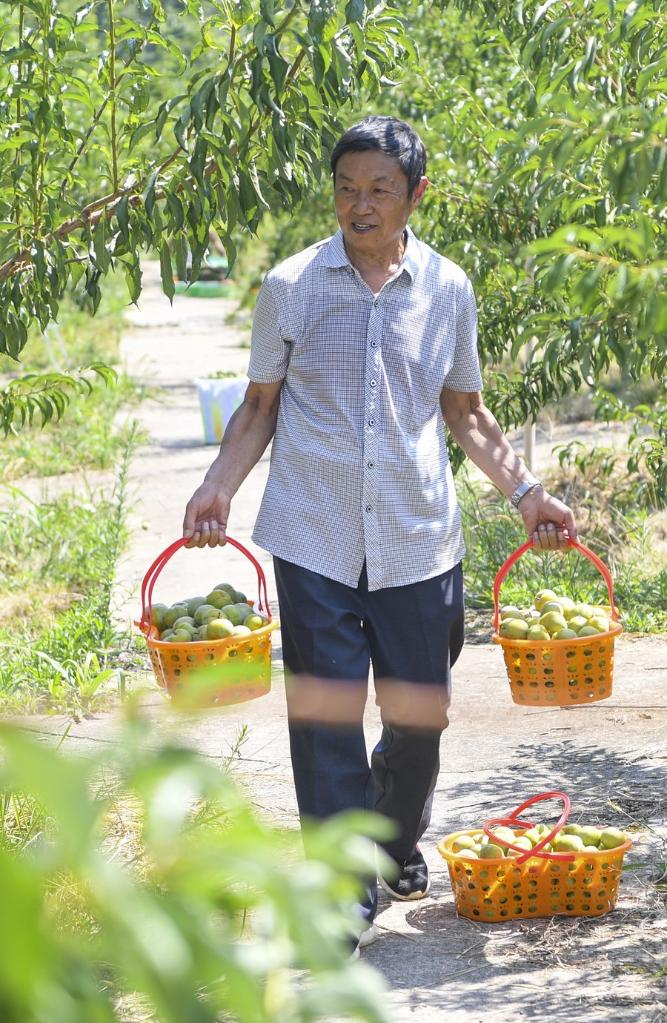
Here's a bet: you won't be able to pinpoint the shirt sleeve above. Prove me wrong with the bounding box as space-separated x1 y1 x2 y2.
443 275 484 392
247 274 291 383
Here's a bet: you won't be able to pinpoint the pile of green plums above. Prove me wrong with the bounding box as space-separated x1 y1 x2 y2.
150 582 269 643
498 588 618 641
451 821 630 860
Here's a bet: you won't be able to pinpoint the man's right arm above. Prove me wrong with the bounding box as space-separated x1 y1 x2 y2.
182 380 283 547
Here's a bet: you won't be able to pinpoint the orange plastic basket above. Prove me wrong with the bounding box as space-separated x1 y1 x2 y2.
438 791 632 923
492 537 622 706
136 535 278 706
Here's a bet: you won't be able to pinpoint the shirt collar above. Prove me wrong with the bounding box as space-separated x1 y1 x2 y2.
319 225 421 282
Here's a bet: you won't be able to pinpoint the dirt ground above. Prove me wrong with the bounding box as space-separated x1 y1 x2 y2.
13 262 667 1023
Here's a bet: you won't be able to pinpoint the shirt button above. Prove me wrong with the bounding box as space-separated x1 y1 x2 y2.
370 341 377 348
365 505 372 513
368 418 375 427
370 379 376 387
367 461 375 469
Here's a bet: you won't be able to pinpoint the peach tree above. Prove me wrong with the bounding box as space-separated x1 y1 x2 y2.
0 0 411 429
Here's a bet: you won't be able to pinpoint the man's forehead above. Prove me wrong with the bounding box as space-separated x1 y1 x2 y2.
336 169 399 183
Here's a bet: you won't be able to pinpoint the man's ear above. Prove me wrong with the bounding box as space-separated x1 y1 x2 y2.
412 176 430 206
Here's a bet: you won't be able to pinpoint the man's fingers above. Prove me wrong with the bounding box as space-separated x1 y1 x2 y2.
563 508 578 541
532 522 563 550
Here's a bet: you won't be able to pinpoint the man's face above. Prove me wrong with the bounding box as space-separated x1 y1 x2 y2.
333 149 427 256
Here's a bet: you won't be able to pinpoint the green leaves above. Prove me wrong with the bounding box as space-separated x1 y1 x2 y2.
0 0 411 362
0 366 117 436
0 716 391 1022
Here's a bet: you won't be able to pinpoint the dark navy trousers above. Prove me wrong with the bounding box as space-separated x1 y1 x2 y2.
274 556 464 923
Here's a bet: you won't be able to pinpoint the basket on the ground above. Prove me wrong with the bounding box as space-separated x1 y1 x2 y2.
492 537 622 706
136 535 277 706
437 792 632 923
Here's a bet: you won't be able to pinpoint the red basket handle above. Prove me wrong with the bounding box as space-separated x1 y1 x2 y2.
484 790 574 864
493 537 620 633
138 536 271 631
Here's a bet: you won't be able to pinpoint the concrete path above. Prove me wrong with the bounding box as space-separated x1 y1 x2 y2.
21 263 667 1022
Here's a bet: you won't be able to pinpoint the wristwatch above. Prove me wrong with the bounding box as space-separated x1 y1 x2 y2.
510 479 543 509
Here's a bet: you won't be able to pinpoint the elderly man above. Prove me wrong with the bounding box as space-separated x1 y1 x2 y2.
183 116 577 949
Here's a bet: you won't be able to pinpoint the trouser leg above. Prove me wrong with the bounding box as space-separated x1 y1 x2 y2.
364 562 464 863
273 557 377 923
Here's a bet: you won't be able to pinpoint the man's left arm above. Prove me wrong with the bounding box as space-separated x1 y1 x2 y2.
440 387 577 550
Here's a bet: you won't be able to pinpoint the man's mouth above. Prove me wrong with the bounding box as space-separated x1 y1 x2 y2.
351 223 375 233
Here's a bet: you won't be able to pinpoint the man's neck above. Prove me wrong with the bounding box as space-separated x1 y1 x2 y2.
344 231 407 279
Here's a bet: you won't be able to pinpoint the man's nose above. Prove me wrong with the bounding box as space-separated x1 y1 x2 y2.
352 190 373 213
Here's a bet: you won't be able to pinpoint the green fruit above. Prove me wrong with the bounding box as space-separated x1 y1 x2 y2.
215 582 236 597
588 617 610 633
527 625 551 641
554 627 578 640
539 611 568 634
232 590 248 603
172 616 196 630
523 827 548 846
567 615 588 631
455 848 479 859
534 589 557 610
186 596 208 617
577 625 600 637
207 618 235 640
206 589 231 609
499 618 529 639
159 629 174 641
500 605 524 620
552 834 584 852
479 843 505 859
452 835 477 852
169 629 192 643
573 603 593 620
540 600 564 615
559 596 575 612
598 827 627 849
232 624 252 636
194 603 220 625
221 604 245 625
507 836 533 855
245 613 267 631
162 604 189 628
491 827 516 847
579 826 602 846
582 845 600 852
150 603 168 630
562 824 583 835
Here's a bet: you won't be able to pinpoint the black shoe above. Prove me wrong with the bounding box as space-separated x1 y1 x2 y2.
379 846 430 901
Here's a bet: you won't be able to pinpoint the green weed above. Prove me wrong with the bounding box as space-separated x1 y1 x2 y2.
459 470 667 633
0 273 147 480
0 427 138 713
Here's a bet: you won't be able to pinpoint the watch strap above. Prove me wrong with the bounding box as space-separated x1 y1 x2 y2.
510 479 542 509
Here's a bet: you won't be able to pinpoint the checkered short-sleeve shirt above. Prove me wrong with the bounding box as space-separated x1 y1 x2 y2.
248 225 483 591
